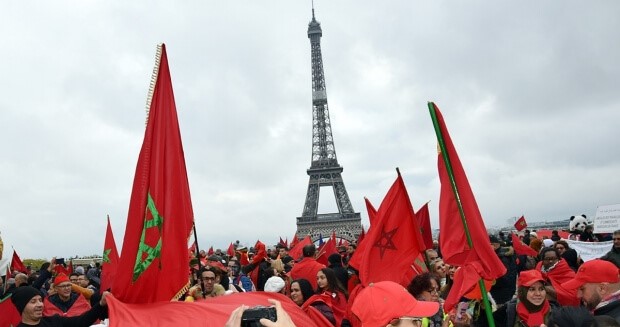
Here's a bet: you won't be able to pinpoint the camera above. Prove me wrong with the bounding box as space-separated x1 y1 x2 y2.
241 306 277 327
55 258 65 265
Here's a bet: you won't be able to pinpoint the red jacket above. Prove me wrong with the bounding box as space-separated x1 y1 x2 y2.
290 257 325 290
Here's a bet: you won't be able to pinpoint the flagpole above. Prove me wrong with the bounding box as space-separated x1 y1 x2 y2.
192 221 203 272
428 102 495 327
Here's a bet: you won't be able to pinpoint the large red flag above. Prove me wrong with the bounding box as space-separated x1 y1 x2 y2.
11 249 27 273
430 102 506 311
352 172 427 287
416 202 434 250
348 198 378 270
288 235 312 260
101 215 120 294
514 215 527 232
114 44 194 303
107 292 318 327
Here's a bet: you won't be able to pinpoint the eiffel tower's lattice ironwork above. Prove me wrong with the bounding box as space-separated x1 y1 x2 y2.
296 9 361 243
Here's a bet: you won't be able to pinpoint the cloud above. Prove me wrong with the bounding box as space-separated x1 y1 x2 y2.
1 1 619 259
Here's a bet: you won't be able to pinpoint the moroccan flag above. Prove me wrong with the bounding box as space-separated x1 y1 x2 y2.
364 197 377 227
227 242 235 257
207 246 214 256
429 102 506 311
288 235 312 260
107 291 318 327
514 215 527 232
54 263 71 276
0 296 21 327
352 171 427 287
290 234 299 249
316 238 338 266
114 44 195 304
188 241 197 259
101 215 120 294
511 233 538 257
331 231 336 244
357 226 366 245
11 249 27 273
416 202 434 250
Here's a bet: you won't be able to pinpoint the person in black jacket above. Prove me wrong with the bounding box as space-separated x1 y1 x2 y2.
601 230 620 268
11 286 108 327
489 235 517 305
327 253 348 290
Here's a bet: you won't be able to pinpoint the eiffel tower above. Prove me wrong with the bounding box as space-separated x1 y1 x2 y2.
296 8 362 243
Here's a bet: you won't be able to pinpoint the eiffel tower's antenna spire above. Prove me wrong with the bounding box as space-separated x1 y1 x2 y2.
312 0 315 20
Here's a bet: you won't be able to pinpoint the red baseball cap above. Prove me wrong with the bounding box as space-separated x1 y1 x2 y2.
54 274 70 285
351 281 439 326
562 260 620 290
518 270 546 287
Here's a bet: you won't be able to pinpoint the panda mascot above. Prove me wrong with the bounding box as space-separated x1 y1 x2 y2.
568 214 588 240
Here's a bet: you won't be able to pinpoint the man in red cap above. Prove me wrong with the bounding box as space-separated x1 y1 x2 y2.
562 259 620 322
351 281 440 326
43 273 91 317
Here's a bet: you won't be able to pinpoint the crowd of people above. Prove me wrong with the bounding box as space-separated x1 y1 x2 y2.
2 228 620 327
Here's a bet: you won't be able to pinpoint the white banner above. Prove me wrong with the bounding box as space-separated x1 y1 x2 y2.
594 203 620 233
0 258 9 277
565 239 613 262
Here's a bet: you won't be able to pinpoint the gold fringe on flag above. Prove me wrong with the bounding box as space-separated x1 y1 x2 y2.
145 43 163 126
172 280 191 301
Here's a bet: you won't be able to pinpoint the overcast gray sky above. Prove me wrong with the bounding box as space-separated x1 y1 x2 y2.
1 1 619 259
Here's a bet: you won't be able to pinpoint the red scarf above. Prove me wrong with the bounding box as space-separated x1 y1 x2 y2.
536 260 580 306
516 300 550 327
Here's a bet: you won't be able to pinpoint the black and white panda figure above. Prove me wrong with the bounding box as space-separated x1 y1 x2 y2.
568 214 588 240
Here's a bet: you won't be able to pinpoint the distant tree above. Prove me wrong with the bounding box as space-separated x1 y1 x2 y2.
23 258 47 271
